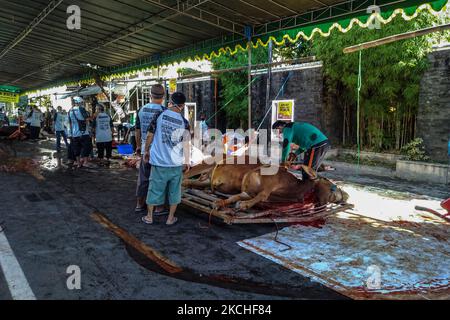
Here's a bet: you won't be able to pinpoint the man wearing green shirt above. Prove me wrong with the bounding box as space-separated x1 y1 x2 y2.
273 121 331 179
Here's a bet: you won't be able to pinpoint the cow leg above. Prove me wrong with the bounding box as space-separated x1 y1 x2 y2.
238 190 271 211
215 193 251 208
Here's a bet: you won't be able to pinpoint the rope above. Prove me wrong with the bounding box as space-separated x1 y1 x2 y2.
272 219 292 252
198 208 216 229
256 71 293 131
206 75 261 124
357 50 362 168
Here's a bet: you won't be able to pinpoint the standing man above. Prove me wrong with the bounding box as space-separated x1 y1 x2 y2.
28 105 43 140
44 108 54 133
65 112 76 167
68 97 93 168
23 105 31 130
200 114 209 145
142 92 191 226
272 121 331 179
0 107 8 127
134 84 166 214
54 106 69 153
93 105 114 161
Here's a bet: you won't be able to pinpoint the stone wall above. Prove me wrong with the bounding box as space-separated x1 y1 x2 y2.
417 46 450 162
251 63 342 146
177 77 216 123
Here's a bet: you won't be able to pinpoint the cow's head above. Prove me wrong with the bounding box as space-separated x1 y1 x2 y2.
314 178 349 205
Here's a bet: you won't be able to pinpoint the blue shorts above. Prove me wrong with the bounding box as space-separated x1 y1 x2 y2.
147 166 183 206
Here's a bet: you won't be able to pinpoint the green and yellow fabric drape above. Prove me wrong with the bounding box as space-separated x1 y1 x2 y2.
24 0 448 95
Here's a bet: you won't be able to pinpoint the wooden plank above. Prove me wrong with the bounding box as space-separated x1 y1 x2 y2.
181 199 211 213
230 211 337 224
182 188 354 225
231 204 354 224
185 189 220 202
184 195 214 208
181 199 233 222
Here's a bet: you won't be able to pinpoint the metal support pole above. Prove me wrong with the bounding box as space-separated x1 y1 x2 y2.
245 26 253 131
136 84 139 111
214 77 218 130
164 80 169 109
248 43 252 130
141 83 144 107
265 40 273 152
109 82 113 117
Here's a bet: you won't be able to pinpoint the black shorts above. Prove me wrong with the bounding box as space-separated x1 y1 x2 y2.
303 140 331 178
67 138 76 161
72 135 92 158
136 160 152 198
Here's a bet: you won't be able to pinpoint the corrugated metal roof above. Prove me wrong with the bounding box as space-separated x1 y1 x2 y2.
0 0 435 91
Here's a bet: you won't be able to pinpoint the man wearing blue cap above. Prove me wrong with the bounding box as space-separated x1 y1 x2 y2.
142 92 191 226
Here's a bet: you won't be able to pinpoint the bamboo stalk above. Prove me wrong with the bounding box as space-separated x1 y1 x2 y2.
114 57 317 83
344 23 450 54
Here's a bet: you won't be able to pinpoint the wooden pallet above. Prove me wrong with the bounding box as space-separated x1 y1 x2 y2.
182 189 354 225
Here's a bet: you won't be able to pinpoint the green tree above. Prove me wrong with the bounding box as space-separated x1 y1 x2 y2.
310 11 449 151
211 46 269 129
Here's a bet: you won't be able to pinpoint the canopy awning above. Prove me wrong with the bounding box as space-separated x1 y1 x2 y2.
59 85 103 99
0 85 21 94
0 0 446 94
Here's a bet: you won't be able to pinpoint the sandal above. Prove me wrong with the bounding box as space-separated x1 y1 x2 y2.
141 216 153 225
166 217 178 226
154 209 169 217
135 206 147 214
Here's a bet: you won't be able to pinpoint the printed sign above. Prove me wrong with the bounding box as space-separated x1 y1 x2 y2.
271 100 295 141
276 101 294 120
0 91 19 103
169 79 177 94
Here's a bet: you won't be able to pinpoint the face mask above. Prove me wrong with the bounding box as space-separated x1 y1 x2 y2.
171 102 184 113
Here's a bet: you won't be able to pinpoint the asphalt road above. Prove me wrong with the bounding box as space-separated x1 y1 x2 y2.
3 139 446 300
0 140 345 300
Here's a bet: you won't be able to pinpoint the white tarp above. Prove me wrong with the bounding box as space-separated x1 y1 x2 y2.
238 185 450 300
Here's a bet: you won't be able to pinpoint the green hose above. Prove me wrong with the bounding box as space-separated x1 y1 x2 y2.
357 50 362 168
206 76 260 124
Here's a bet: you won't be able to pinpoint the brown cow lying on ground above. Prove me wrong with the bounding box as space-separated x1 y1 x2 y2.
183 157 348 211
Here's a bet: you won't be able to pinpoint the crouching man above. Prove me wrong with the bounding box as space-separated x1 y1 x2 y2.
142 92 191 226
273 121 331 180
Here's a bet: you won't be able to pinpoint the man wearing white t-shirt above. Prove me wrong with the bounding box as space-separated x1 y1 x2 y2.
134 84 167 214
93 105 114 161
142 92 191 226
28 105 43 140
54 106 69 153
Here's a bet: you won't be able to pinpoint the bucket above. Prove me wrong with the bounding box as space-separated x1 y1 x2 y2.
117 144 134 155
441 198 450 214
